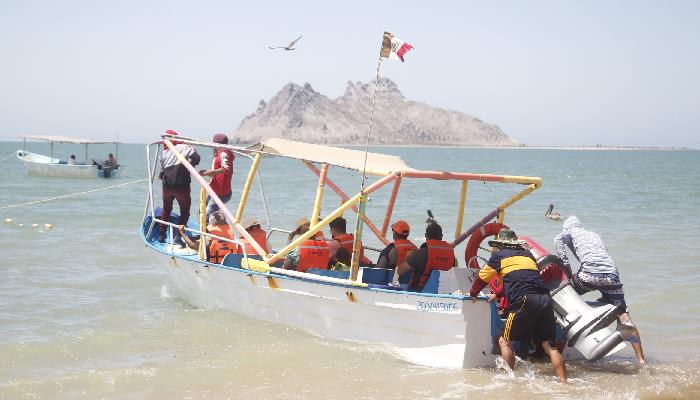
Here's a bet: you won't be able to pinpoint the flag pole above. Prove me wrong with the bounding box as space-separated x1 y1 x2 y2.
350 43 384 281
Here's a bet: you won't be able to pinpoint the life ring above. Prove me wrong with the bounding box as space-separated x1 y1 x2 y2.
464 222 508 269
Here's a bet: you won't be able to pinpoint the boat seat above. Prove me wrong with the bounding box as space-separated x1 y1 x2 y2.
307 269 350 279
421 270 441 294
360 268 393 284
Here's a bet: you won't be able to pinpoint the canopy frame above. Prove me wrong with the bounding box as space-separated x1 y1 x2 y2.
143 135 542 286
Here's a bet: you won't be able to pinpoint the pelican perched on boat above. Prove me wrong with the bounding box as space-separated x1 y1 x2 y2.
545 204 562 220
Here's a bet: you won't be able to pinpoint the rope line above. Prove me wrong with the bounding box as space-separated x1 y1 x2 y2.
0 178 147 210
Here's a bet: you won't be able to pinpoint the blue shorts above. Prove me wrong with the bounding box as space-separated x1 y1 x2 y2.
572 271 627 311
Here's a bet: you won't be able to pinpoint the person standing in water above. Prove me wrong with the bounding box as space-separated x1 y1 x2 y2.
471 228 567 383
554 215 645 365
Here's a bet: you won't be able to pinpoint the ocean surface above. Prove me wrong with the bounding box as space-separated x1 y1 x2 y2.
1 141 699 399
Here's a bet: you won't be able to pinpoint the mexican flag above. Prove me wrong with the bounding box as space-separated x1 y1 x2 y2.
380 31 413 62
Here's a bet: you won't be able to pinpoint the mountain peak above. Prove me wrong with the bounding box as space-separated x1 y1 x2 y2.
341 77 403 100
233 79 517 146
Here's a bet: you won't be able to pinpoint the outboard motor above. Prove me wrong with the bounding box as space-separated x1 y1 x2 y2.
521 237 626 361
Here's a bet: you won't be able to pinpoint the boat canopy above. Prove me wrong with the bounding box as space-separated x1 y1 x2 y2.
21 135 119 144
247 138 413 176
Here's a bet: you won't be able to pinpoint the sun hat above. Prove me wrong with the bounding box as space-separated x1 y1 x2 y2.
391 220 410 235
294 217 310 232
488 228 525 248
242 216 260 230
212 133 229 144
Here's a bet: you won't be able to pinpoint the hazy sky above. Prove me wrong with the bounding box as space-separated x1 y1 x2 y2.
1 1 698 147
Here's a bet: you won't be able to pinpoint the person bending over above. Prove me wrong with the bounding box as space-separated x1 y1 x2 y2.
555 215 645 365
470 228 567 383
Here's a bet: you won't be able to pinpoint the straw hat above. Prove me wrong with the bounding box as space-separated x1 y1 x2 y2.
242 217 260 230
488 228 525 248
294 217 310 232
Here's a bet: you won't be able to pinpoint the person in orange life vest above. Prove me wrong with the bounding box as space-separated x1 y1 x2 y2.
287 216 311 244
327 216 372 265
235 216 270 256
469 228 566 383
396 221 456 292
283 217 329 272
377 220 417 270
159 129 201 245
199 133 234 217
177 211 236 263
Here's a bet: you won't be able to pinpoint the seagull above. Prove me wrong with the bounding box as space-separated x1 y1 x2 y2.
545 204 562 220
269 35 302 51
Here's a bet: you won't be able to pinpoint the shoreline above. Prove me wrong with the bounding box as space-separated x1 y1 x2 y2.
312 144 697 151
2 140 694 151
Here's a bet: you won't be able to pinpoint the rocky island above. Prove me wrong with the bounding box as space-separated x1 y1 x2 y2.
232 78 518 146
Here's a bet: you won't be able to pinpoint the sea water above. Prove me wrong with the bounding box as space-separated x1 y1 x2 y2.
1 141 699 399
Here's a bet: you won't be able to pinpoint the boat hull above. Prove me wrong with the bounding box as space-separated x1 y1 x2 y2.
17 150 123 178
160 251 497 368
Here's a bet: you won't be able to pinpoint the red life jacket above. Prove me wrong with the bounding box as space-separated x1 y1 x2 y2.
207 224 236 263
334 233 355 253
417 239 455 289
393 239 417 266
333 233 371 264
237 228 269 256
298 237 330 272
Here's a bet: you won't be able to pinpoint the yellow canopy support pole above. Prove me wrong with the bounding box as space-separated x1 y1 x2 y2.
268 192 363 264
350 194 367 281
454 180 469 240
235 152 262 224
499 183 539 211
310 163 329 227
199 187 206 261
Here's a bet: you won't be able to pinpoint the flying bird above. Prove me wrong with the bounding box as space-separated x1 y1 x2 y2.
269 35 302 51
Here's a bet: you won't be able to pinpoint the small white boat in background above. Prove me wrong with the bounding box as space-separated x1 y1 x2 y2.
16 135 125 178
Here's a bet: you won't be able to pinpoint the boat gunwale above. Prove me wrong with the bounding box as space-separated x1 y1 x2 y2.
140 227 482 302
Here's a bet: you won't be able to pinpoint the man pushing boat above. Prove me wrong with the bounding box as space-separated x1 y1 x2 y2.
554 215 645 365
470 228 567 383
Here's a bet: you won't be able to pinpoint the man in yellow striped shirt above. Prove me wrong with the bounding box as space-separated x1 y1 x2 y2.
470 228 567 383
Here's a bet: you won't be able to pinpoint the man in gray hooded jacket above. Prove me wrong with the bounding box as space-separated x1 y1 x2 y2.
555 215 645 364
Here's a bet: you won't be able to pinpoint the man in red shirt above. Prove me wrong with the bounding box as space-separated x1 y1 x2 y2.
200 133 234 216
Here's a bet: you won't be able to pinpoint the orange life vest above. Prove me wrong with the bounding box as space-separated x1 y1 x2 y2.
393 239 417 266
333 233 371 264
298 237 330 272
236 228 269 256
207 223 236 264
416 239 455 289
334 233 355 254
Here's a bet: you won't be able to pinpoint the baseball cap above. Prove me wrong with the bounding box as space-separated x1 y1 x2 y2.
391 220 410 235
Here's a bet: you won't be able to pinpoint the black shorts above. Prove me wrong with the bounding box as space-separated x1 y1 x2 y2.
502 293 556 345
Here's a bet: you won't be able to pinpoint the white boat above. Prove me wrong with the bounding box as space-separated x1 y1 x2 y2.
17 135 124 178
140 135 629 368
